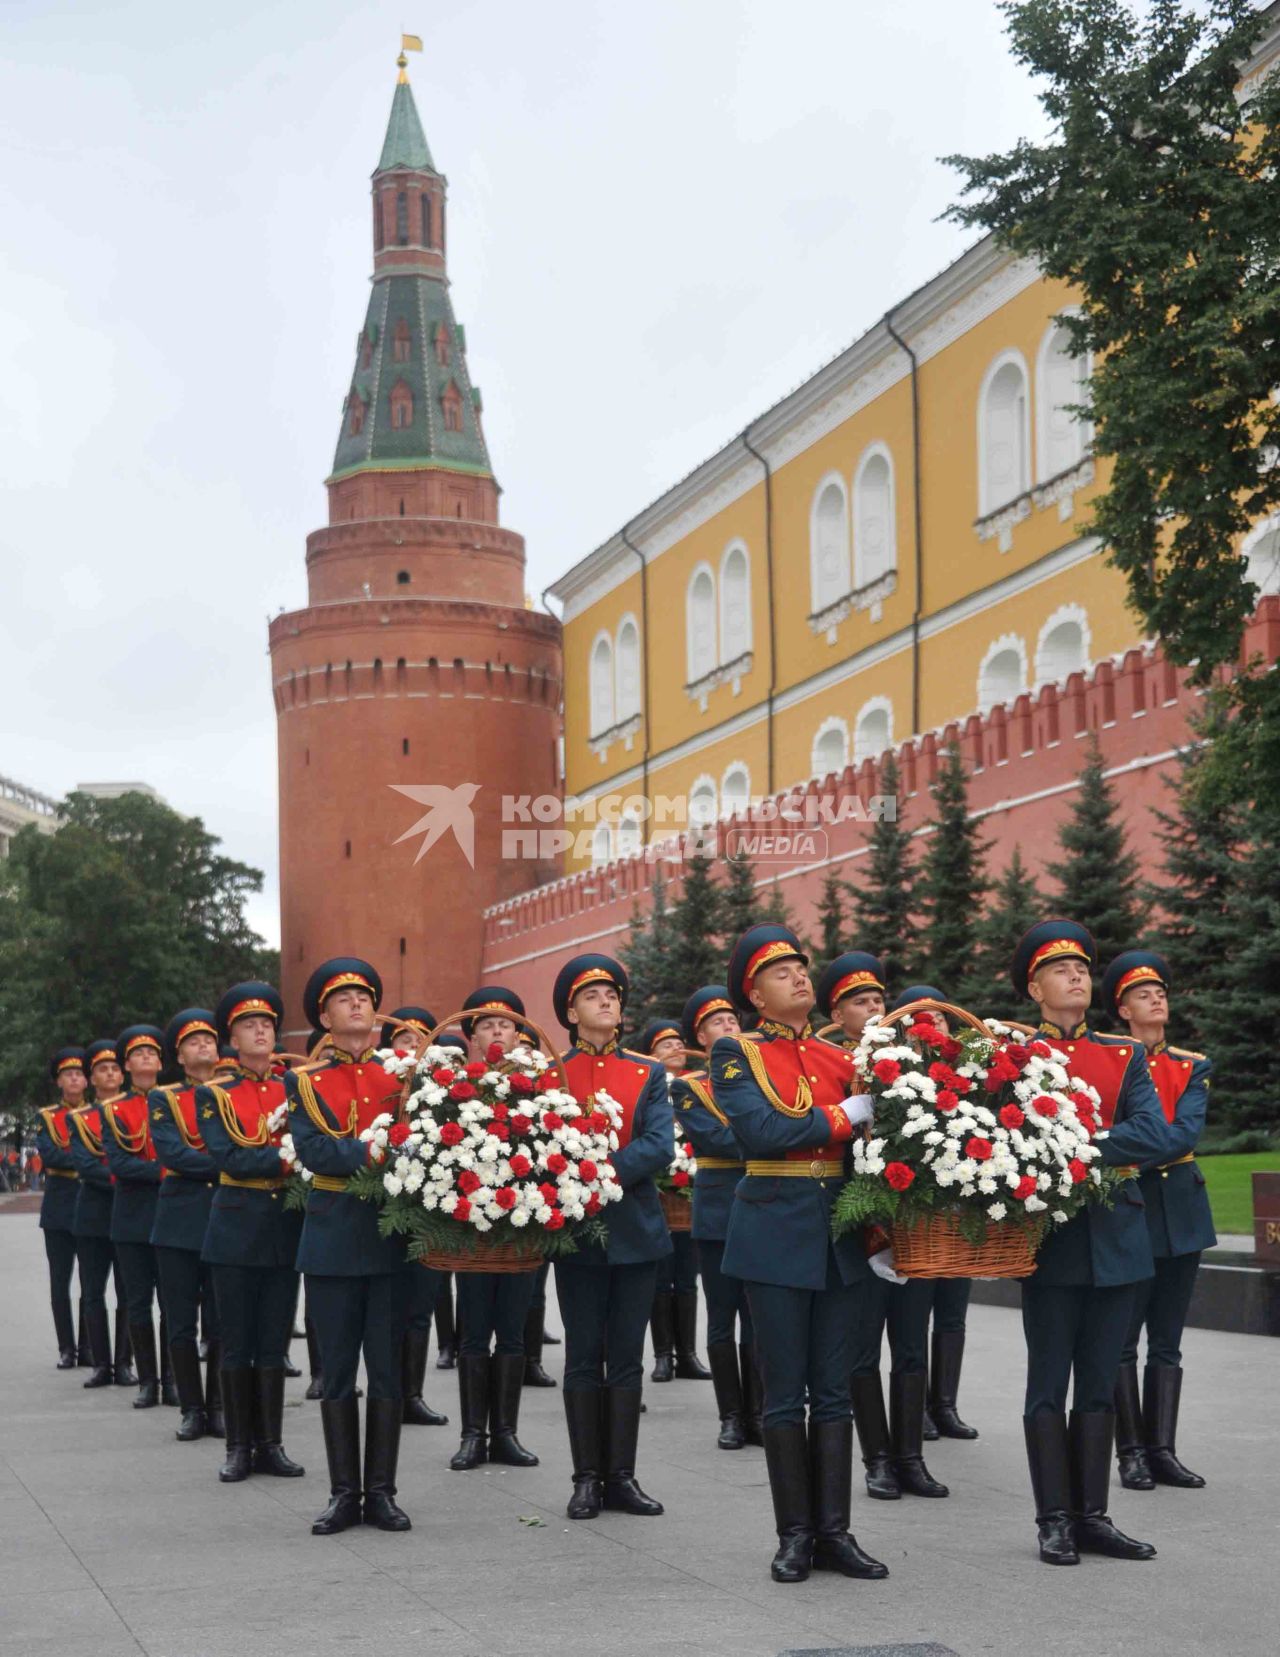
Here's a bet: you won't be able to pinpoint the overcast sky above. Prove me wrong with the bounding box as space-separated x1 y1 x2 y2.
1 0 1049 944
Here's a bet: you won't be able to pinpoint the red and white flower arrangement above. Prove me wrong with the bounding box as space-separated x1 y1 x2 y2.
346 1037 625 1262
833 1010 1118 1248
656 1133 698 1205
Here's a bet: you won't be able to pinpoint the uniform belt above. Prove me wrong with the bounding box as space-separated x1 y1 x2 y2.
696 1158 744 1170
219 1173 285 1191
746 1159 844 1179
46 1168 77 1179
1157 1152 1196 1175
310 1175 349 1193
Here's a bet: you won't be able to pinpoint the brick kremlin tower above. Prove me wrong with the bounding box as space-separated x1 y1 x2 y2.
269 56 562 1042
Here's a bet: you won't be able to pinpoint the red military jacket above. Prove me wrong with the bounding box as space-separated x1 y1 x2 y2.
38 1104 74 1151
1147 1046 1196 1123
562 1041 656 1149
1035 1022 1134 1129
728 1020 860 1161
299 1050 404 1138
102 1093 159 1162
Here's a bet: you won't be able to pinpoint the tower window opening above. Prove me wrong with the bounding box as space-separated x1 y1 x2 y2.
344 840 352 858
304 747 310 765
396 190 409 246
421 196 432 246
373 195 384 251
396 569 410 585
434 324 450 366
398 498 405 516
393 318 411 363
399 936 407 956
402 737 409 755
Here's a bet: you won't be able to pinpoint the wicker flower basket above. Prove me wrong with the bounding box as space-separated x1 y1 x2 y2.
419 1240 543 1275
890 1211 1038 1280
660 1190 693 1233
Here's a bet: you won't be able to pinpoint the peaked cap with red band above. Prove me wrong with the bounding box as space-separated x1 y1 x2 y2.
553 954 627 1031
302 957 382 1030
215 981 285 1045
1102 950 1170 1020
1011 918 1097 1000
727 924 808 1013
815 951 886 1019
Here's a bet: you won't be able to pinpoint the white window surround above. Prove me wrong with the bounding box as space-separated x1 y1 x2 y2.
615 613 641 722
1035 319 1092 485
1034 603 1091 687
719 540 752 660
977 633 1029 714
721 761 751 818
1242 513 1280 598
853 696 893 766
977 348 1032 518
616 813 643 858
811 716 850 779
853 443 897 589
810 472 852 614
686 563 718 685
590 821 613 867
589 630 614 739
688 773 718 828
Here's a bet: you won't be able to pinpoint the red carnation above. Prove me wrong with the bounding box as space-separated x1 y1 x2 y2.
1005 1043 1031 1067
1068 1090 1093 1112
1068 1158 1088 1184
487 1122 510 1142
1030 1041 1051 1058
510 1114 532 1136
456 1170 481 1196
494 1187 517 1211
465 1061 488 1079
509 1152 532 1177
588 1111 610 1135
938 1037 962 1061
936 1089 959 1113
578 1159 598 1181
1031 1094 1058 1118
491 1101 509 1121
453 1197 471 1222
439 1121 464 1147
449 1080 477 1102
538 1181 558 1205
393 1046 408 1059
544 1209 566 1232
508 1073 534 1095
585 1193 602 1217
965 1137 994 1162
388 1121 411 1147
983 1070 1005 1093
873 1058 901 1084
884 1161 915 1191
546 1152 568 1175
909 1021 943 1046
543 1111 564 1131
672 1170 691 1188
486 1041 507 1064
1014 1175 1037 1201
432 1067 455 1085
999 1103 1026 1130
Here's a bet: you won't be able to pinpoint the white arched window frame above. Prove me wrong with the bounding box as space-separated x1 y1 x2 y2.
810 473 852 612
1036 320 1092 482
977 633 1029 713
615 614 641 721
978 349 1032 517
853 697 893 767
1034 604 1091 686
589 631 614 737
1242 513 1280 600
687 773 718 828
811 716 850 779
721 762 751 818
615 811 643 859
590 821 613 867
719 541 752 661
686 564 718 683
853 443 897 588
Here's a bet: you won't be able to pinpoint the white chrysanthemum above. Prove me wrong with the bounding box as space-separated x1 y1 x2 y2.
987 1201 1007 1221
1025 1194 1047 1213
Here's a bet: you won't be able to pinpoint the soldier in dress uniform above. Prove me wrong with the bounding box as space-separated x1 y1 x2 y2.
637 1017 712 1388
447 986 542 1473
672 986 763 1451
1012 920 1180 1567
1101 950 1215 1492
287 958 410 1536
102 1025 168 1408
196 982 305 1485
552 953 674 1521
149 1009 224 1442
378 1006 449 1429
68 1040 136 1389
712 926 887 1585
37 1047 88 1368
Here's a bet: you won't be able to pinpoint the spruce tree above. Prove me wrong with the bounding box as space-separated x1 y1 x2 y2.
848 752 917 989
808 866 854 981
718 849 762 943
1047 736 1140 981
911 744 989 999
667 846 729 999
620 872 682 1028
966 846 1043 1023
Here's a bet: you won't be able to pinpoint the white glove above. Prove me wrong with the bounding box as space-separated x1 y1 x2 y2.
841 1093 874 1129
869 1247 907 1285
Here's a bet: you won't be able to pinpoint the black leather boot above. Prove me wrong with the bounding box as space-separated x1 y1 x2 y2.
490 1352 539 1466
434 1277 457 1369
312 1397 362 1534
1115 1360 1154 1490
673 1291 712 1380
890 1371 948 1496
1069 1410 1156 1559
218 1368 254 1483
57 1346 77 1370
113 1306 137 1386
809 1419 889 1579
363 1398 411 1530
740 1343 764 1446
129 1320 160 1409
53 1285 76 1366
1144 1365 1205 1488
922 1400 939 1441
252 1368 305 1476
77 1298 92 1366
564 1388 602 1519
522 1304 556 1388
304 1317 323 1401
401 1327 448 1425
763 1423 813 1582
1024 1412 1078 1565
930 1329 978 1439
82 1304 113 1388
649 1292 675 1382
170 1339 206 1441
159 1312 179 1405
851 1372 900 1500
707 1342 745 1449
603 1388 663 1514
204 1340 225 1437
450 1352 489 1470
282 1346 302 1379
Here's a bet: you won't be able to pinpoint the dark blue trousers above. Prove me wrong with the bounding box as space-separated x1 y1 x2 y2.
212 1264 296 1369
1022 1281 1137 1415
746 1252 861 1431
530 1258 550 1313
929 1276 972 1334
74 1236 112 1315
155 1246 218 1347
556 1251 657 1392
404 1260 439 1335
697 1238 754 1347
44 1229 77 1349
113 1241 157 1324
458 1271 537 1358
655 1232 698 1295
850 1273 932 1376
1123 1253 1200 1369
306 1272 404 1401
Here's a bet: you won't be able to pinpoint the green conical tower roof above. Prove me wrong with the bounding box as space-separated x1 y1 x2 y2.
377 75 435 173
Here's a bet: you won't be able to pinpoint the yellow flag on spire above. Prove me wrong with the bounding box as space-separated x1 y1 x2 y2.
401 33 423 52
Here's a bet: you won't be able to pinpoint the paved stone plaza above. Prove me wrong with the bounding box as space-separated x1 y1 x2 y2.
1 1205 1274 1657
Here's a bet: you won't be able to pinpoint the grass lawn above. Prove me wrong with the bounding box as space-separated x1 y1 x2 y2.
1198 1152 1280 1235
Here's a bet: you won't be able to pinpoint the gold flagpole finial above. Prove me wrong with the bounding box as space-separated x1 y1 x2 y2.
399 31 423 80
